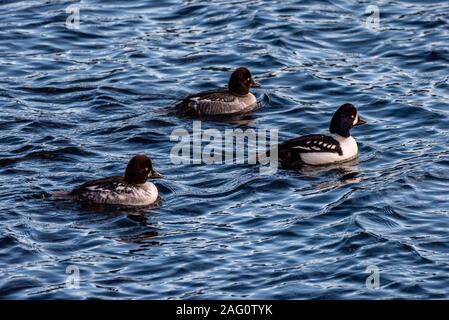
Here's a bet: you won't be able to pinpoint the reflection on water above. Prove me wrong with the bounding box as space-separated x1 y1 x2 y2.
118 230 159 244
295 158 359 177
297 159 361 192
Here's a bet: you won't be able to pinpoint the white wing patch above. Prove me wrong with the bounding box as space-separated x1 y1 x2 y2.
286 135 343 155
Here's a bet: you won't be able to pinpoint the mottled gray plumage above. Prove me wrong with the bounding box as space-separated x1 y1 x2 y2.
174 89 257 117
69 176 159 206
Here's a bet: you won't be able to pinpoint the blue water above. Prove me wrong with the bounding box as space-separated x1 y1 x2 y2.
1 0 449 299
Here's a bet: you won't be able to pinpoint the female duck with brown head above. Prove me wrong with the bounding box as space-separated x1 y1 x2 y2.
173 67 259 117
53 154 162 206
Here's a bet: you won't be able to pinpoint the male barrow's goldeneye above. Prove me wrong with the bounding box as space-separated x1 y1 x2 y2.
172 67 259 117
53 154 162 206
278 103 366 167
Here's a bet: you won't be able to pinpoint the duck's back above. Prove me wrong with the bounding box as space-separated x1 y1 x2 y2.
174 89 257 117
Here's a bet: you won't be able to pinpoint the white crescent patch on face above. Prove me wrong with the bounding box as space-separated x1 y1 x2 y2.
353 114 359 125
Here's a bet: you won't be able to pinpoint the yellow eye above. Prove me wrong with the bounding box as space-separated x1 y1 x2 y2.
247 78 251 81
145 167 149 171
351 115 355 118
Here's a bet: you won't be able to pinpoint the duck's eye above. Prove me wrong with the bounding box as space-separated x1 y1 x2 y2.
351 115 355 119
145 167 149 171
247 78 251 81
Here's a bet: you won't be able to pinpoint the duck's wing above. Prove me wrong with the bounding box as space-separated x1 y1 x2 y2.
174 90 240 116
69 176 124 196
280 134 343 155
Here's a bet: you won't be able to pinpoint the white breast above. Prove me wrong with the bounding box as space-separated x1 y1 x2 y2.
127 182 159 206
237 93 257 110
84 182 159 206
300 135 358 165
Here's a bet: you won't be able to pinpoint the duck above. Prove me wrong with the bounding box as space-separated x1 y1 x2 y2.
278 103 366 167
53 154 162 206
172 67 259 117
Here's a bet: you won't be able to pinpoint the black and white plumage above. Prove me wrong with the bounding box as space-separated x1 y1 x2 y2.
278 103 366 167
280 134 343 155
172 67 259 117
53 154 162 206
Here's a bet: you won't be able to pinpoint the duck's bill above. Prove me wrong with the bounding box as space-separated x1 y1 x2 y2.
355 116 366 126
250 79 261 88
150 170 163 178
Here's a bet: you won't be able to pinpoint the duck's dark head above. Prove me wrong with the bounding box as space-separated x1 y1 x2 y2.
329 103 366 137
124 154 162 184
228 67 259 95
